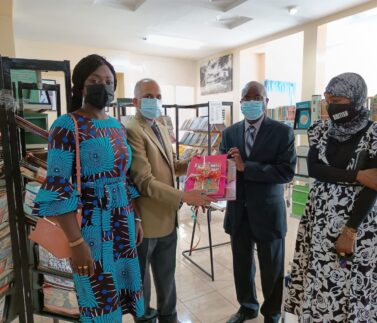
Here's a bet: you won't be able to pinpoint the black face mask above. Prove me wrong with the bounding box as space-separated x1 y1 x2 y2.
327 102 358 124
84 84 114 110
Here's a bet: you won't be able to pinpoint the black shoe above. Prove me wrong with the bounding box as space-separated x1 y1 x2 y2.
135 308 158 323
226 310 258 323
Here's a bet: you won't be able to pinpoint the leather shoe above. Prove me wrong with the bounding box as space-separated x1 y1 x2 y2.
226 310 258 323
135 308 158 323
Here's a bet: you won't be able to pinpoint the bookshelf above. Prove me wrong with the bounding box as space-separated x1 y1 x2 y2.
0 56 79 322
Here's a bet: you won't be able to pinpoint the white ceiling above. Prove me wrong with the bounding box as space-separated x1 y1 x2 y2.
13 0 371 60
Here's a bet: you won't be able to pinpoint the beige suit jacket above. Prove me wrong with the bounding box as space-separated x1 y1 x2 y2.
125 112 188 238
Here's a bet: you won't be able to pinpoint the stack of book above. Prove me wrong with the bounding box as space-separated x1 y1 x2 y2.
38 246 79 318
0 209 13 303
23 181 41 218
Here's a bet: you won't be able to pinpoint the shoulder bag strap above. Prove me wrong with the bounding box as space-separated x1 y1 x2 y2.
70 113 82 218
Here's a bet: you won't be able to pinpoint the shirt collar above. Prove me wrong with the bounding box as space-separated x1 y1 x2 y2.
244 114 264 133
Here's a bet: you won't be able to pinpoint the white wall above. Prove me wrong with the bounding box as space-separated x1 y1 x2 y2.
323 8 377 96
264 32 303 103
15 39 197 112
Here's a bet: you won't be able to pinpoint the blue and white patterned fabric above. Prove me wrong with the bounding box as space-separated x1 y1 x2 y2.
33 113 144 322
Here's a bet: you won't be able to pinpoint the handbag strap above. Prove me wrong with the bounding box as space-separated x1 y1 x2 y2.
70 114 82 214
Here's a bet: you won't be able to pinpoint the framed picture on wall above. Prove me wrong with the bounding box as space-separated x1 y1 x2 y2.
200 54 233 95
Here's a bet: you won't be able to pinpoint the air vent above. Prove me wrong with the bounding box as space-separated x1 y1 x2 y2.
206 0 248 12
216 15 253 29
93 0 146 11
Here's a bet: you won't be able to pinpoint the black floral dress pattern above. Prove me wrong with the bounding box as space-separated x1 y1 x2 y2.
284 120 377 322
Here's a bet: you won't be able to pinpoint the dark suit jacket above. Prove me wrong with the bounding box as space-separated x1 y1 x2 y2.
220 117 296 241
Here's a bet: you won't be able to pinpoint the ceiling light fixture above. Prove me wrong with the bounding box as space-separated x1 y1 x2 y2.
143 35 203 50
288 6 298 16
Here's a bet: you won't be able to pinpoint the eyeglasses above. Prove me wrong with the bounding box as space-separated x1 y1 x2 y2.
240 95 265 103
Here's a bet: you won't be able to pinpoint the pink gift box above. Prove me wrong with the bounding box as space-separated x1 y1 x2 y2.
185 155 228 199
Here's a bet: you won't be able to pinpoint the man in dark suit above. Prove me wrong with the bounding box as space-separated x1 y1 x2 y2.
220 81 296 323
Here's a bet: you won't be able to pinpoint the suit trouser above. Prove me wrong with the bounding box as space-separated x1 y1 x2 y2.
230 209 285 323
136 229 178 323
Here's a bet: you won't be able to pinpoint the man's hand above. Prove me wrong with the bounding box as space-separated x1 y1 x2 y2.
135 221 143 246
228 147 245 172
182 190 215 207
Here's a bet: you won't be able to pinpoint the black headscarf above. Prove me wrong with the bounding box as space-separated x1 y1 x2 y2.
71 54 117 111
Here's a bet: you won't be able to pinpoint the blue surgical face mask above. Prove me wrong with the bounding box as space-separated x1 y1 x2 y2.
140 98 163 119
241 100 264 121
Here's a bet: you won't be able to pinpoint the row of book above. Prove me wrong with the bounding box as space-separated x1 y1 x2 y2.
267 106 295 122
179 132 221 147
180 117 225 132
267 96 330 130
38 246 79 318
0 191 12 323
180 147 219 160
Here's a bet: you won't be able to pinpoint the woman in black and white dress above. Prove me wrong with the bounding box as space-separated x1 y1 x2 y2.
285 73 377 322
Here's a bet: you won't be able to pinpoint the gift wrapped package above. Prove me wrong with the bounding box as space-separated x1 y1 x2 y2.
185 155 228 199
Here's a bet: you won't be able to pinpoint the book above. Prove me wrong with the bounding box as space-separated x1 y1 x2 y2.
43 285 79 317
185 155 228 198
180 148 195 160
190 118 203 131
44 274 75 290
210 133 221 147
198 117 209 131
370 95 377 121
311 95 322 122
294 101 312 129
179 132 190 144
0 235 12 276
38 246 72 274
194 133 206 146
320 99 329 120
0 295 7 323
189 133 200 146
183 133 195 145
210 200 227 211
223 159 237 201
0 270 13 291
0 195 8 226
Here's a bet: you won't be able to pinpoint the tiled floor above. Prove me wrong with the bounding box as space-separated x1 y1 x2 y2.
31 204 301 323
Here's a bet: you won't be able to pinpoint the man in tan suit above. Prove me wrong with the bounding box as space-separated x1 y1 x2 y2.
126 79 212 323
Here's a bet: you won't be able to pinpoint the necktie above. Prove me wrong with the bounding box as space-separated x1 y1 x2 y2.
245 125 256 158
151 122 165 150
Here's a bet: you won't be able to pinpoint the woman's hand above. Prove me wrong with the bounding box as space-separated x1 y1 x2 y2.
356 168 377 191
335 226 357 255
70 242 95 276
136 221 143 246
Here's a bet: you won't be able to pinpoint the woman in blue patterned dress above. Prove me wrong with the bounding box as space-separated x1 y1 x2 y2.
33 54 144 322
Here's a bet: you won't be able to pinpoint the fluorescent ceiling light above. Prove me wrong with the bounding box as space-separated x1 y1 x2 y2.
144 35 203 50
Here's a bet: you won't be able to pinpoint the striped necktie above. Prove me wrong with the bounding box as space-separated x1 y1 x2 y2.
245 125 256 158
151 122 165 150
